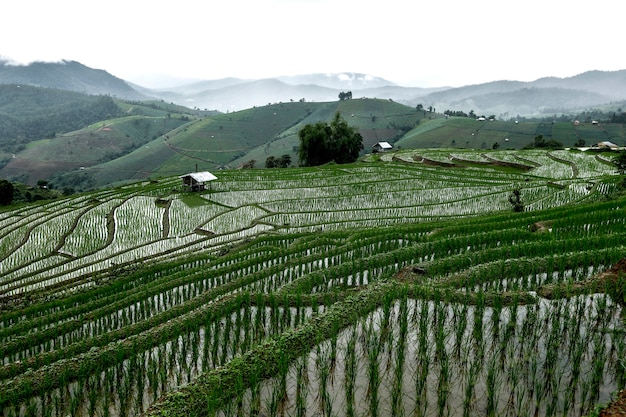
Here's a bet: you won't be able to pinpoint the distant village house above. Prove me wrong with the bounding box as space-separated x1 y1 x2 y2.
593 141 619 150
372 141 393 153
180 171 217 191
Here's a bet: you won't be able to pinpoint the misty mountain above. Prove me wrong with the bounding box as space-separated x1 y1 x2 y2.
415 71 626 117
2 60 626 117
533 70 626 99
276 72 395 89
141 75 446 112
147 70 626 116
146 78 342 112
0 60 146 100
136 77 253 96
429 87 613 118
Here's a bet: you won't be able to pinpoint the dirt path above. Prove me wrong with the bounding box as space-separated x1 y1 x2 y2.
600 389 626 416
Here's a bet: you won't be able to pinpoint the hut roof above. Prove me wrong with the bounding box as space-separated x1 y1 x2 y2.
374 141 393 149
180 172 217 183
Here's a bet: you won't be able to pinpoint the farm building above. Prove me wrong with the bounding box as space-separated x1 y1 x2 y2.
373 141 393 153
180 171 217 191
593 141 619 150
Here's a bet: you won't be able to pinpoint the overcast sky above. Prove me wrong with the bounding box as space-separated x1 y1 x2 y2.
2 0 623 88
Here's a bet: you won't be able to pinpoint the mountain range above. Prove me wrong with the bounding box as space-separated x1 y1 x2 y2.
2 60 626 116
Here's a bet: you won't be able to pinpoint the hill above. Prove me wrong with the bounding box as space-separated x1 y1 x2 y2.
0 97 211 187
415 70 626 118
397 116 626 150
3 92 626 191
0 85 126 165
0 152 624 417
0 60 145 99
51 98 426 190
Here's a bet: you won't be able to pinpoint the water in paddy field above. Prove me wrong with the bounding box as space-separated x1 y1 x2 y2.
218 295 623 417
4 305 319 417
3 295 623 417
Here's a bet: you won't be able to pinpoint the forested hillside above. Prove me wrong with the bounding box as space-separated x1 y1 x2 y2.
0 85 123 148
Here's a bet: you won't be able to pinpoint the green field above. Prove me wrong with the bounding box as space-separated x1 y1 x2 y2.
4 97 626 192
0 149 624 417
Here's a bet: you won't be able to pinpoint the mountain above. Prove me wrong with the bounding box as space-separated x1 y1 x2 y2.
142 70 626 116
421 86 613 118
533 70 626 99
141 75 446 112
276 72 395 89
6 60 625 117
147 78 340 112
0 60 146 100
415 70 626 117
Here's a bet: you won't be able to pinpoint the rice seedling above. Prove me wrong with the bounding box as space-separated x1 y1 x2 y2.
2 152 624 417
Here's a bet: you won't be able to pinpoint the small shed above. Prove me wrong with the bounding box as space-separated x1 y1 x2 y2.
594 141 619 150
179 171 217 191
373 141 393 153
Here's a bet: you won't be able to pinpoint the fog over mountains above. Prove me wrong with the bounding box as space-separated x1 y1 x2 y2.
2 60 626 117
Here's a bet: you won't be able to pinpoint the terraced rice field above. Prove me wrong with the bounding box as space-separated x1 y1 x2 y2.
0 149 624 417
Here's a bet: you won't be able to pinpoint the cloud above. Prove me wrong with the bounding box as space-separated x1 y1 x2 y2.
1 0 624 87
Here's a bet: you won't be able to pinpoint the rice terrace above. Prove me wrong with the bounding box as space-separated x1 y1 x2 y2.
1 147 625 417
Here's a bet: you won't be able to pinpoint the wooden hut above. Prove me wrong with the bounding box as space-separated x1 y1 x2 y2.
179 171 217 191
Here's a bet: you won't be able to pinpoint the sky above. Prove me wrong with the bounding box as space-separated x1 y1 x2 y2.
1 0 624 88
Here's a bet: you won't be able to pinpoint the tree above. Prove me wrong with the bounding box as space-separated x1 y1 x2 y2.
265 155 291 168
523 134 563 150
279 154 291 167
298 113 363 166
338 91 352 101
508 188 524 212
614 150 626 175
0 179 13 206
265 156 278 168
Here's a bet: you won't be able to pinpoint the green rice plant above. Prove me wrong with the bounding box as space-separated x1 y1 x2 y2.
247 362 263 417
294 358 309 417
102 376 112 417
462 359 480 417
343 326 358 417
391 296 408 417
24 397 39 417
485 356 499 417
413 300 431 417
365 325 381 417
41 393 52 417
437 347 450 417
263 379 282 417
452 302 468 360
315 342 333 417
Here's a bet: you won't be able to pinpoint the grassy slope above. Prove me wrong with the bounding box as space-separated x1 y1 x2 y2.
398 117 626 150
7 96 625 190
81 99 426 185
0 101 197 185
